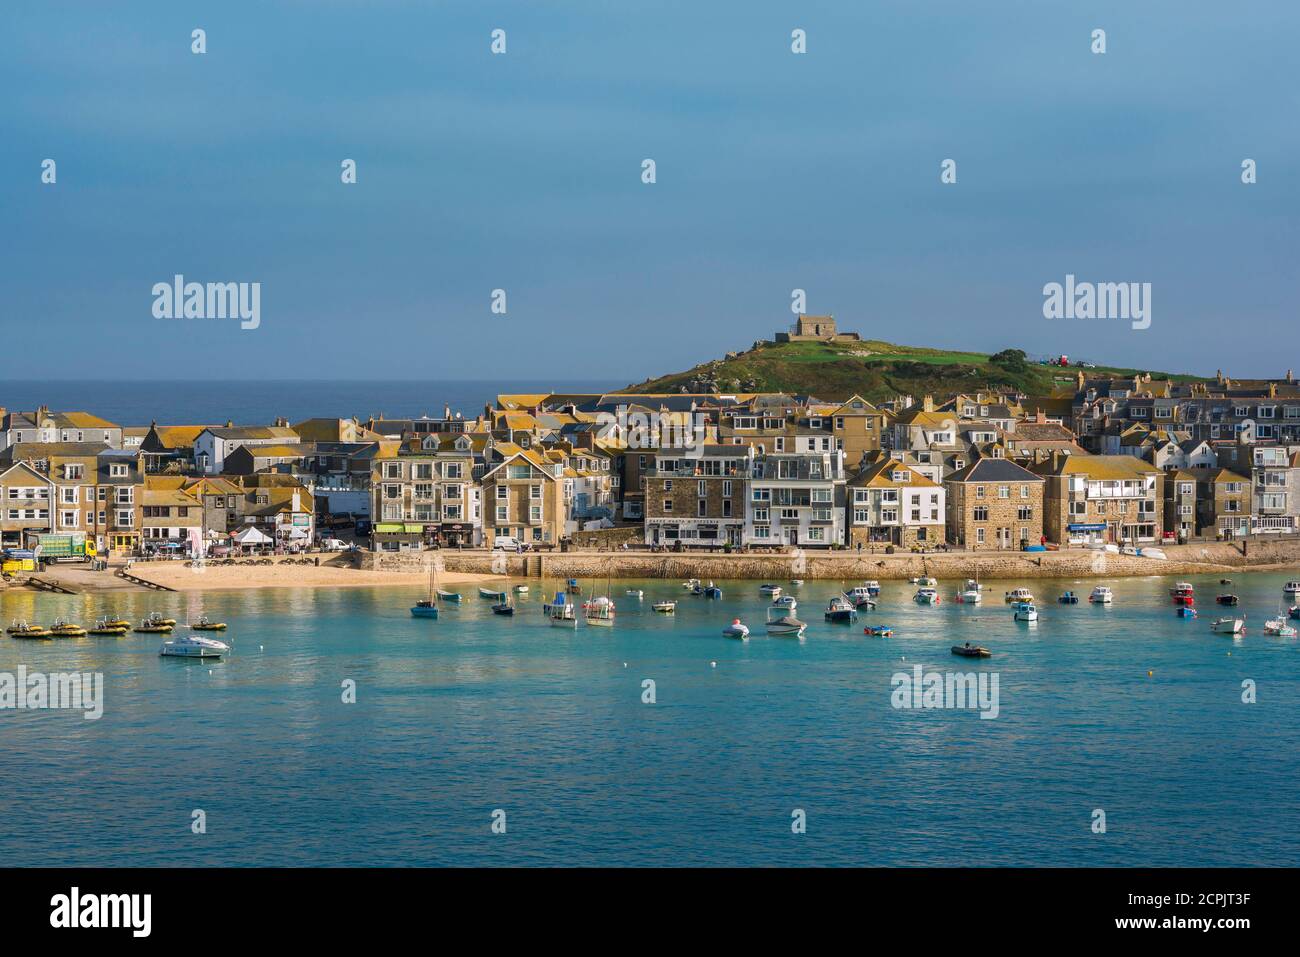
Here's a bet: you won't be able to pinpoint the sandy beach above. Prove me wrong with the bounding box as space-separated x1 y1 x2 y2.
87 563 504 594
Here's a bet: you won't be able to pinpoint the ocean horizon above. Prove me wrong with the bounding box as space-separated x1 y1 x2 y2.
0 380 621 426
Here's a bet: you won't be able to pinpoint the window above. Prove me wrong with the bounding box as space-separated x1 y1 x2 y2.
496 485 508 500
495 505 508 522
976 527 985 544
384 462 402 479
1018 506 1032 520
975 485 984 498
973 506 989 522
530 484 542 500
998 485 1010 499
663 499 673 513
110 464 128 478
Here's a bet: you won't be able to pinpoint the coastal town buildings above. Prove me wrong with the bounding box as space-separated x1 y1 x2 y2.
846 457 945 548
743 447 846 547
1032 453 1163 545
944 458 1045 550
193 425 301 474
642 446 748 547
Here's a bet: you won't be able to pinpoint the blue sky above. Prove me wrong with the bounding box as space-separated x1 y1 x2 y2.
2 1 1296 381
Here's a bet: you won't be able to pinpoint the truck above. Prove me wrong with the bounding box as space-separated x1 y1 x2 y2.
33 533 96 563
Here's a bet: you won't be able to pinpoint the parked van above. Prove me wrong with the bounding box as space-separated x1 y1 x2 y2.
492 535 528 551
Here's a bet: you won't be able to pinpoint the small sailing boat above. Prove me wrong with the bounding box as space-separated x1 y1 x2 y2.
412 564 439 619
584 570 616 626
479 586 507 600
548 589 577 628
436 588 463 603
566 578 581 594
956 578 982 604
491 597 515 616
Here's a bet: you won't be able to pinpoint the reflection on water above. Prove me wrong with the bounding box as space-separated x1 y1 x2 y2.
2 572 1300 866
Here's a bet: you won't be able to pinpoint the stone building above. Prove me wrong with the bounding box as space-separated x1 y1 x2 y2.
944 458 1045 550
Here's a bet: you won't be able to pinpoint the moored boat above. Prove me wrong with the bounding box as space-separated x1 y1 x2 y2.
651 600 676 614
1089 586 1114 604
88 618 130 636
759 583 782 597
955 578 982 603
566 579 581 594
135 619 174 633
824 596 857 623
1284 580 1300 598
863 580 881 596
513 584 529 594
583 595 615 626
49 619 88 637
1058 591 1079 604
1170 582 1195 598
845 585 876 608
491 600 515 616
951 643 992 658
1013 601 1038 622
547 592 577 628
722 618 749 640
9 622 52 639
436 589 462 603
913 586 940 605
190 615 228 630
160 634 229 658
864 624 893 637
1176 606 1198 618
789 578 804 587
145 612 176 626
1216 594 1239 606
682 578 701 591
479 586 506 600
1211 617 1244 635
765 607 806 638
410 599 439 619
1263 616 1298 637
1004 587 1034 604
702 583 722 599
625 589 644 599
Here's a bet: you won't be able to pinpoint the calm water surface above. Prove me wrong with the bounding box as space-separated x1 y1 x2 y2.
3 572 1299 866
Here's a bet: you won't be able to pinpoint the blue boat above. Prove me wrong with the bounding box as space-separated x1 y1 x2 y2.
703 584 723 599
1177 606 1198 618
566 578 581 594
435 589 462 603
410 600 438 619
1058 591 1079 604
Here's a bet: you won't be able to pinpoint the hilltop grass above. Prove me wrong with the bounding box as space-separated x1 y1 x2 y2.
624 338 1201 402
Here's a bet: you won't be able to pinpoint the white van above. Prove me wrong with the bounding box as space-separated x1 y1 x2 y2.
493 535 527 551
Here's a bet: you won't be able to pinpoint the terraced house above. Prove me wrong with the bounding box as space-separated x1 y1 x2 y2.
193 424 301 474
744 447 846 547
0 461 51 549
846 457 945 548
140 477 204 554
370 433 482 549
480 444 565 546
944 458 1044 550
1249 446 1300 535
1032 453 1163 545
642 446 749 547
0 407 121 452
1188 467 1252 538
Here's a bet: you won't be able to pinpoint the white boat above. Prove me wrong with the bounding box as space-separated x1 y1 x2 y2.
1140 547 1167 560
1170 582 1195 596
845 586 876 608
913 587 940 605
789 579 804 586
160 635 230 658
625 589 644 599
1089 586 1114 604
547 592 577 628
759 584 782 597
1013 601 1038 622
765 606 807 638
1263 616 1298 637
682 578 701 590
722 618 749 640
584 595 616 627
956 578 982 604
772 595 798 610
1211 617 1244 635
863 580 881 596
652 600 676 614
1284 581 1300 598
513 584 529 593
916 576 937 588
1004 587 1035 604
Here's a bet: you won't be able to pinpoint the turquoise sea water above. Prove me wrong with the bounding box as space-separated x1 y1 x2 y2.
3 572 1300 867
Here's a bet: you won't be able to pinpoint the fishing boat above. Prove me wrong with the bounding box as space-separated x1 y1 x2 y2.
765 606 807 638
682 578 701 591
1216 594 1239 606
759 584 782 597
1058 591 1079 604
1284 581 1300 598
845 585 876 608
412 565 440 619
1263 616 1298 637
1089 586 1114 604
625 589 644 599
864 624 893 637
955 578 982 604
88 619 130 636
479 586 507 600
1211 617 1244 635
436 589 462 603
1176 606 1198 618
722 618 749 640
135 619 174 633
145 612 177 627
547 592 577 628
9 622 52 638
1013 601 1038 622
566 579 581 594
160 634 229 658
913 586 940 605
491 599 515 616
863 580 881 596
824 596 857 623
702 583 723 599
652 600 676 614
1170 582 1195 599
584 595 615 626
190 616 228 631
951 643 992 658
1004 588 1034 604
48 620 87 638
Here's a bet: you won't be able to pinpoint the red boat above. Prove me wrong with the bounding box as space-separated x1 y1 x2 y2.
1170 582 1195 604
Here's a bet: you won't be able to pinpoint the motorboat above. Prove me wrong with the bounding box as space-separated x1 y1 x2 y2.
479 586 506 600
722 618 749 640
89 618 130 636
759 584 782 597
548 593 577 628
1211 617 1244 635
135 619 174 634
863 580 881 596
1013 601 1039 622
824 596 857 623
8 621 51 638
625 589 644 599
951 644 992 658
189 616 228 630
1058 591 1079 604
789 579 804 587
145 612 177 626
1176 606 1197 619
1216 594 1239 606
916 576 937 588
955 579 982 603
1263 616 1298 637
845 586 876 608
652 600 676 614
864 625 893 637
702 583 723 599
1089 586 1114 604
160 634 229 658
772 595 798 611
1170 582 1195 598
1290 606 1300 621
913 587 940 605
566 579 581 594
491 600 515 616
1004 588 1034 604
1140 547 1167 560
583 595 616 626
765 607 807 638
1285 581 1300 598
99 617 131 630
513 584 529 594
682 578 701 591
49 619 87 638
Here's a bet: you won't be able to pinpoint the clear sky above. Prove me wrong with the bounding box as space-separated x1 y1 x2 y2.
2 1 1296 381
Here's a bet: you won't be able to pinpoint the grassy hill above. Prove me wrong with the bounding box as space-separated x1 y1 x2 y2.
623 338 1201 402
